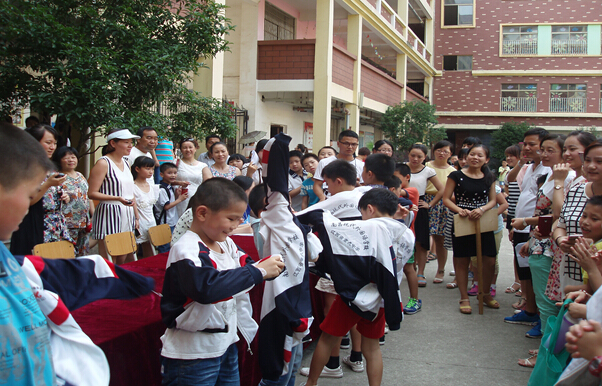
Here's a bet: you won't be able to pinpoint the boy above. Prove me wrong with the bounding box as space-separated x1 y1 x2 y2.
155 162 188 252
392 164 422 314
160 178 284 385
0 123 154 385
288 150 307 212
297 188 414 386
300 153 320 210
357 147 370 162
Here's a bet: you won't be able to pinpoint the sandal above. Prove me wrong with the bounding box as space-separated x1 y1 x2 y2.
427 252 437 261
528 349 539 356
483 296 500 309
505 282 521 293
518 354 537 368
459 299 472 314
446 281 458 289
417 274 427 287
515 289 523 297
512 297 527 310
433 270 445 283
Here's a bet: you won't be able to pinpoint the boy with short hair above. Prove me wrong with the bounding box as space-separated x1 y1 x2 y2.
155 162 188 252
160 178 285 386
288 150 307 212
300 153 320 209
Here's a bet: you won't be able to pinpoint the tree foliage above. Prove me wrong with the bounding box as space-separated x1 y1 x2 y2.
0 0 237 152
490 121 532 162
380 100 446 152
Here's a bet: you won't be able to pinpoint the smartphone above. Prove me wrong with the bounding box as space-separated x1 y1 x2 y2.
538 215 553 236
55 173 65 178
568 234 582 242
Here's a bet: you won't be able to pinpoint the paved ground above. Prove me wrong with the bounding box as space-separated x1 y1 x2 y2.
296 230 536 386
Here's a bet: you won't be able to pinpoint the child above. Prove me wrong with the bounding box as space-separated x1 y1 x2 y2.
131 156 159 258
300 153 320 209
362 153 395 188
442 144 498 314
155 162 188 253
297 188 413 386
0 122 154 386
392 164 422 314
160 178 285 386
228 153 247 171
288 150 307 212
318 146 337 160
357 147 370 162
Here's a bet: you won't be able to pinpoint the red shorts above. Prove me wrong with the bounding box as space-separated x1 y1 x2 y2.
320 295 385 340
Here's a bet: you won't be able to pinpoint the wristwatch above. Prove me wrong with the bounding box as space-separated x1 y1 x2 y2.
589 356 602 377
554 184 562 190
522 218 528 228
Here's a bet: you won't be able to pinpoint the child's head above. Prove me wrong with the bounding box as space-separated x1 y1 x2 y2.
393 163 411 188
363 153 395 185
461 136 482 149
228 154 247 170
357 147 371 161
295 144 307 154
189 178 248 243
302 153 319 175
0 123 54 240
53 146 79 172
289 150 304 174
233 175 255 196
580 196 602 242
385 176 403 197
131 156 155 180
322 160 356 195
536 174 547 189
249 183 267 217
160 162 178 184
458 147 470 168
318 146 337 159
358 188 399 220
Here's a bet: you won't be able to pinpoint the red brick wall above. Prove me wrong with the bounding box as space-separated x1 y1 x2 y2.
332 45 355 90
360 62 403 106
257 40 315 80
439 115 602 128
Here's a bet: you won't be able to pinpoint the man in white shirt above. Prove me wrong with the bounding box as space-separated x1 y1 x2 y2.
197 134 221 166
126 126 158 185
504 127 549 334
313 130 364 201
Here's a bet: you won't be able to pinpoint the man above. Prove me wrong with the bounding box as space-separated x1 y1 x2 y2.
313 130 364 201
126 126 158 184
197 134 221 166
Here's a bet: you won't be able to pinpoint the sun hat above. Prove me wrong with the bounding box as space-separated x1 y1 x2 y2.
107 129 140 141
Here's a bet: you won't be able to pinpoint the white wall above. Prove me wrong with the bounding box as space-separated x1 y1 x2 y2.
255 100 314 151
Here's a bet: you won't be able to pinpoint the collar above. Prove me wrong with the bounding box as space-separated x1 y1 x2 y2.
289 169 307 180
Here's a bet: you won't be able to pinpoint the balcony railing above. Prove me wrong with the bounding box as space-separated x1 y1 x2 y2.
502 40 538 55
552 39 588 55
549 97 587 113
500 97 537 112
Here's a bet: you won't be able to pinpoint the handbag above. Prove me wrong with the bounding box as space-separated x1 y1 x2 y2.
528 299 574 386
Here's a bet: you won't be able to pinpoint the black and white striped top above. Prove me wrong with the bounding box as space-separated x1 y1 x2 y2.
506 180 520 218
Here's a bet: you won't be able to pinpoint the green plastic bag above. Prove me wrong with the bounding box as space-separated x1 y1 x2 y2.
528 299 574 386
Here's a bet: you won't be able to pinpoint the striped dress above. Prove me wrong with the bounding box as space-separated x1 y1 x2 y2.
90 156 135 240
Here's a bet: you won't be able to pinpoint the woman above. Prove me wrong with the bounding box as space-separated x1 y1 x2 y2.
203 142 241 180
88 128 140 264
10 124 67 255
425 140 456 283
372 139 394 156
175 138 208 217
54 146 94 256
406 143 445 287
504 144 522 294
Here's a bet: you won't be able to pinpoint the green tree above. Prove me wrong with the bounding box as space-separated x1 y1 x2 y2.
490 121 532 162
380 100 446 152
0 0 237 152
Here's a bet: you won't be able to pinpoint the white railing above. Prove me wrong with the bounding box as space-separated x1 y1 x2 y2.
500 97 537 112
502 40 538 55
549 97 587 113
552 39 588 55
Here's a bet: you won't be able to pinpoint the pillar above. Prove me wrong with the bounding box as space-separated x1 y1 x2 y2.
313 0 334 148
397 53 408 101
346 14 362 134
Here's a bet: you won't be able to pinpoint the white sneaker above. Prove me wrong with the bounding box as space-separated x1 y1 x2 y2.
342 355 365 372
299 366 343 378
384 325 390 334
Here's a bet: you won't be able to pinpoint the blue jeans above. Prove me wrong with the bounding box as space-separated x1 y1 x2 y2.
157 226 175 254
154 166 162 184
161 344 239 386
258 344 303 386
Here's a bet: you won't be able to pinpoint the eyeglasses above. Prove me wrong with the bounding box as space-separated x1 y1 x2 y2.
377 148 393 154
339 141 359 147
435 149 451 155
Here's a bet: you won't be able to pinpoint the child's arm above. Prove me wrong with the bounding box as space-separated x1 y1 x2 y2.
313 177 326 201
163 189 188 211
289 185 302 198
569 238 602 292
496 191 508 215
302 195 309 210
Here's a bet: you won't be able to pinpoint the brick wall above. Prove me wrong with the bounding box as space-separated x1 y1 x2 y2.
361 62 403 106
439 115 602 128
257 40 315 80
332 45 355 90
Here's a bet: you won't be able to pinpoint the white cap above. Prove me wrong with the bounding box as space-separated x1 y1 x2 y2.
106 129 140 141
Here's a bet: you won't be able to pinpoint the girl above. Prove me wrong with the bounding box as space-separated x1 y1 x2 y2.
442 144 498 314
425 140 456 283
406 143 444 287
54 146 94 256
203 142 241 180
131 156 159 258
228 154 247 171
318 146 337 160
176 138 208 217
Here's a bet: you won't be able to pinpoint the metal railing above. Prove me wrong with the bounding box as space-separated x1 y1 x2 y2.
551 39 588 55
500 97 537 112
549 97 587 113
502 40 538 55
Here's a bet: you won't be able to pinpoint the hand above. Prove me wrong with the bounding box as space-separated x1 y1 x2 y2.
511 217 526 231
558 291 590 306
508 229 514 242
174 181 190 188
119 197 134 206
394 204 409 220
566 302 588 319
410 205 418 212
458 208 470 217
60 191 70 203
558 236 577 254
246 162 258 175
418 200 429 209
569 238 599 273
468 208 483 220
552 163 571 183
135 218 140 230
257 254 285 279
49 173 67 187
519 242 530 257
177 192 189 202
566 320 602 360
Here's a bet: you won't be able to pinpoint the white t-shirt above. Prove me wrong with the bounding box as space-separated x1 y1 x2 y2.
313 156 364 188
408 165 436 196
514 163 551 233
126 147 154 185
296 187 371 220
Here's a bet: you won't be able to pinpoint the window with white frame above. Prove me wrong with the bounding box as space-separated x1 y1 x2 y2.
500 84 537 112
443 0 474 27
550 84 587 113
551 25 587 55
443 55 472 71
264 2 295 41
502 26 538 55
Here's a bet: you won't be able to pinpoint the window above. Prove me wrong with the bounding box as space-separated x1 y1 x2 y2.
550 84 587 113
443 55 472 71
599 85 601 113
264 2 295 41
552 25 587 55
502 26 538 55
443 0 474 26
500 84 537 112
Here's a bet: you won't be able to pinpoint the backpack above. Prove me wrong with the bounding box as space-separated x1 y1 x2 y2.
153 184 172 225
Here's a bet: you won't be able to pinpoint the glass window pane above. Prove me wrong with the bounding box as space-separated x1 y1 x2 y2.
444 6 458 26
502 84 517 90
457 56 472 70
443 56 457 70
458 5 473 25
445 0 472 4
